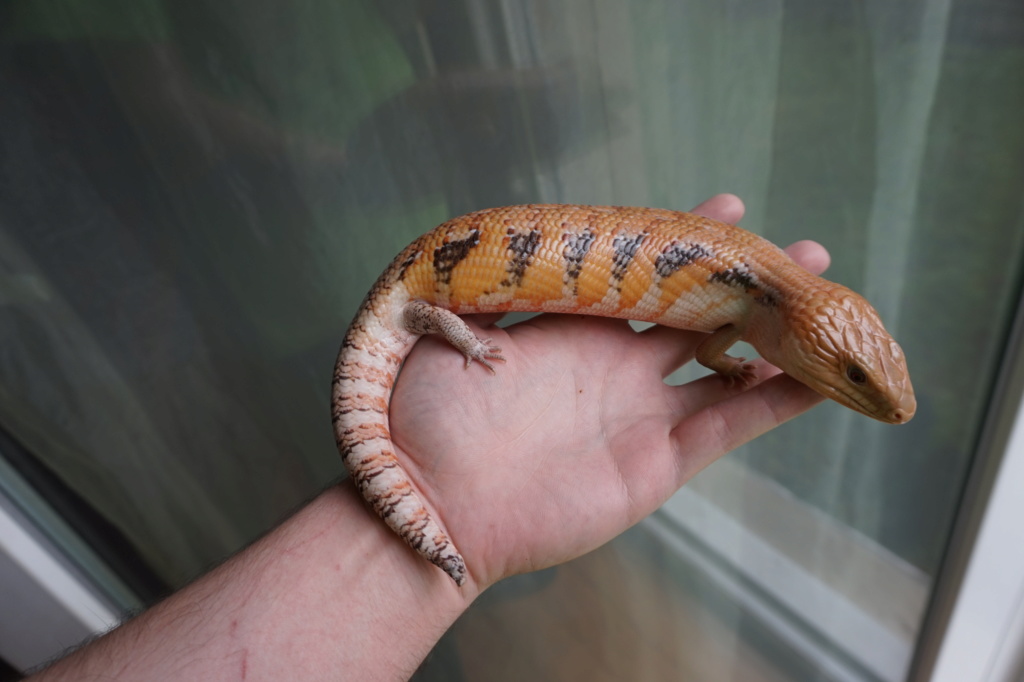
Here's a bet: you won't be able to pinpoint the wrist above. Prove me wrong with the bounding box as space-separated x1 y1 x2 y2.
331 479 484 602
241 481 480 676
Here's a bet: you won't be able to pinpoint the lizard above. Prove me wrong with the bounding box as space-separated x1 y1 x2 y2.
331 204 916 586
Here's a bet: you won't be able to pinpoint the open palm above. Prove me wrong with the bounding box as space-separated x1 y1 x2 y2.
389 195 830 588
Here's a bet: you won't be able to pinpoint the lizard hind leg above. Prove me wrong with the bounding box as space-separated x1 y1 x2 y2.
403 300 506 372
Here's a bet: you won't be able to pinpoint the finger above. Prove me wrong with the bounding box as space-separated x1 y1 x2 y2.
662 359 785 415
784 240 830 276
690 193 746 224
461 312 508 328
670 374 825 485
634 324 706 376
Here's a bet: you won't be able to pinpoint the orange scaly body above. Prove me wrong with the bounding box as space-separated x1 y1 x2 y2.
332 205 915 585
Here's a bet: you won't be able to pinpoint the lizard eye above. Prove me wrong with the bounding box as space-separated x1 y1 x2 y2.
846 365 867 385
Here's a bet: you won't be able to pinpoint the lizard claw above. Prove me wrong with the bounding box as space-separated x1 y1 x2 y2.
721 359 758 388
463 338 506 374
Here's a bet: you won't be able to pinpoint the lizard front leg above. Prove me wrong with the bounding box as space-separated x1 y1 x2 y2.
695 324 757 386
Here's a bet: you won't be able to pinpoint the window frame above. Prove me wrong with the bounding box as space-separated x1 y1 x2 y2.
911 296 1024 682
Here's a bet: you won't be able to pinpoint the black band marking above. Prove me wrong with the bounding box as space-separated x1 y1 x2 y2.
502 229 542 287
709 265 757 290
655 242 711 279
434 229 481 285
562 230 596 294
709 265 778 306
395 249 421 281
611 232 647 290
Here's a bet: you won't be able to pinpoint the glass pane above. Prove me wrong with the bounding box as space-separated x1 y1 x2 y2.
2 0 1023 679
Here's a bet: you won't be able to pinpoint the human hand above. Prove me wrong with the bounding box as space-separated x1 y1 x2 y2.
389 194 831 590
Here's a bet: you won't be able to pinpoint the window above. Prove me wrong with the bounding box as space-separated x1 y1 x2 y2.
2 1 1023 678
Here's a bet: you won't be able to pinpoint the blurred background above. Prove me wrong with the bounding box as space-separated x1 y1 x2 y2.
1 1 1023 680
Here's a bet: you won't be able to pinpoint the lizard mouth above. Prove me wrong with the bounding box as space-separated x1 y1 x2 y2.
831 382 916 424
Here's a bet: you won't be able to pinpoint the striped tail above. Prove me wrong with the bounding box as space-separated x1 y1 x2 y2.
331 302 468 586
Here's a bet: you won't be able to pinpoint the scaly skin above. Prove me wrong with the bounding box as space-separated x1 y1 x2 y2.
332 204 915 585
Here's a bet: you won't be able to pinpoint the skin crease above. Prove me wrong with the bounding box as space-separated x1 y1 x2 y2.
30 194 831 681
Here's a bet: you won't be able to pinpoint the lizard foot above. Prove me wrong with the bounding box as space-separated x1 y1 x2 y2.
462 338 506 373
403 301 506 373
720 359 758 388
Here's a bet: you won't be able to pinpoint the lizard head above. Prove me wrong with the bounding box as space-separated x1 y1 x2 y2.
754 285 916 424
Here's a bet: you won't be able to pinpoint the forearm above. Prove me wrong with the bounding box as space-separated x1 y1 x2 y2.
32 482 476 681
